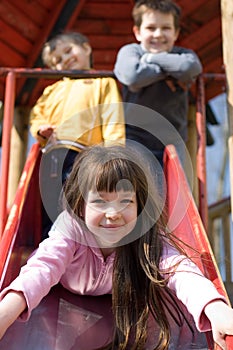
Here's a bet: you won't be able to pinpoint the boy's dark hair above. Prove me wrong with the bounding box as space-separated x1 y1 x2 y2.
132 0 181 29
42 32 93 68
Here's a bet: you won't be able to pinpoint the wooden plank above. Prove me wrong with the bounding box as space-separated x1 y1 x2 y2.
73 18 133 35
202 51 223 73
176 0 209 17
58 0 87 31
179 0 219 22
37 0 58 11
24 0 69 64
88 34 135 49
79 3 132 19
93 49 117 64
178 0 220 40
203 57 224 74
0 83 4 101
15 0 74 101
0 1 40 41
203 58 226 101
0 19 32 55
16 0 88 107
94 63 113 70
7 0 50 26
198 37 222 65
0 42 25 67
187 0 220 24
179 17 221 51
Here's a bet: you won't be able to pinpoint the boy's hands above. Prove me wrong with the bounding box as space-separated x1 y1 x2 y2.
165 77 188 92
204 300 233 350
37 125 55 141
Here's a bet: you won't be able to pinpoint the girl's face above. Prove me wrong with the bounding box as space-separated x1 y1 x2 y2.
49 40 91 70
133 10 179 53
84 190 137 248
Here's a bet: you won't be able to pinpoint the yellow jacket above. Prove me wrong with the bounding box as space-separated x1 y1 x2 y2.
30 77 125 150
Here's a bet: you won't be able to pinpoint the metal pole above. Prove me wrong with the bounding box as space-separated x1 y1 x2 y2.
196 75 208 231
0 72 16 237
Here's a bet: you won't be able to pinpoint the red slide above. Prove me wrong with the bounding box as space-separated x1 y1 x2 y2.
0 143 232 349
163 144 233 350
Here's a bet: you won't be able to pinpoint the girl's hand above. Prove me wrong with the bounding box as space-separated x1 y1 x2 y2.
204 300 233 349
0 291 27 340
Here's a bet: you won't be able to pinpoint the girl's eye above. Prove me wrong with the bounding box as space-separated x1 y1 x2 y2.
92 199 105 204
121 199 134 204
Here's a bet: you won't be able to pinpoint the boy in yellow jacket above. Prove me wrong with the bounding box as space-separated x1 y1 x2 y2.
30 32 125 235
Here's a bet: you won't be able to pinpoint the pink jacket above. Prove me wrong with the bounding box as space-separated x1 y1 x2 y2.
0 210 225 330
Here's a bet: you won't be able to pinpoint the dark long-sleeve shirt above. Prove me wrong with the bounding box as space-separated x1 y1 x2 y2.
114 44 202 154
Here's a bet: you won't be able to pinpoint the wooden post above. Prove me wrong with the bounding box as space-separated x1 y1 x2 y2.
7 107 30 206
221 0 233 219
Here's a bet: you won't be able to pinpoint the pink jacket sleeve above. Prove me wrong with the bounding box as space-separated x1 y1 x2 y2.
0 214 78 320
160 243 226 332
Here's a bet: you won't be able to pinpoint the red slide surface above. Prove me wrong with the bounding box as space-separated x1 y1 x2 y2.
164 144 233 349
0 144 232 349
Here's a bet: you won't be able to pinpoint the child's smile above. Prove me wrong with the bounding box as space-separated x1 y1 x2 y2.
133 10 179 53
50 40 91 70
84 189 137 248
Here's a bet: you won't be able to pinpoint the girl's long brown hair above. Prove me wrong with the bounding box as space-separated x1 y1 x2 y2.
63 145 195 349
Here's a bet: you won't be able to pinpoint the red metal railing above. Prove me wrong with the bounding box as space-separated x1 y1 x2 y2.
0 67 115 237
0 71 16 235
0 68 226 236
196 75 208 231
195 73 226 231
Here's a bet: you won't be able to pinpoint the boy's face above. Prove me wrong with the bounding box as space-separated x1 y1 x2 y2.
48 40 92 70
133 10 179 53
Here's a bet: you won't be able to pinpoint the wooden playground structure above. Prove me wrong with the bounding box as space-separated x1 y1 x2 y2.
0 0 233 349
0 68 231 349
